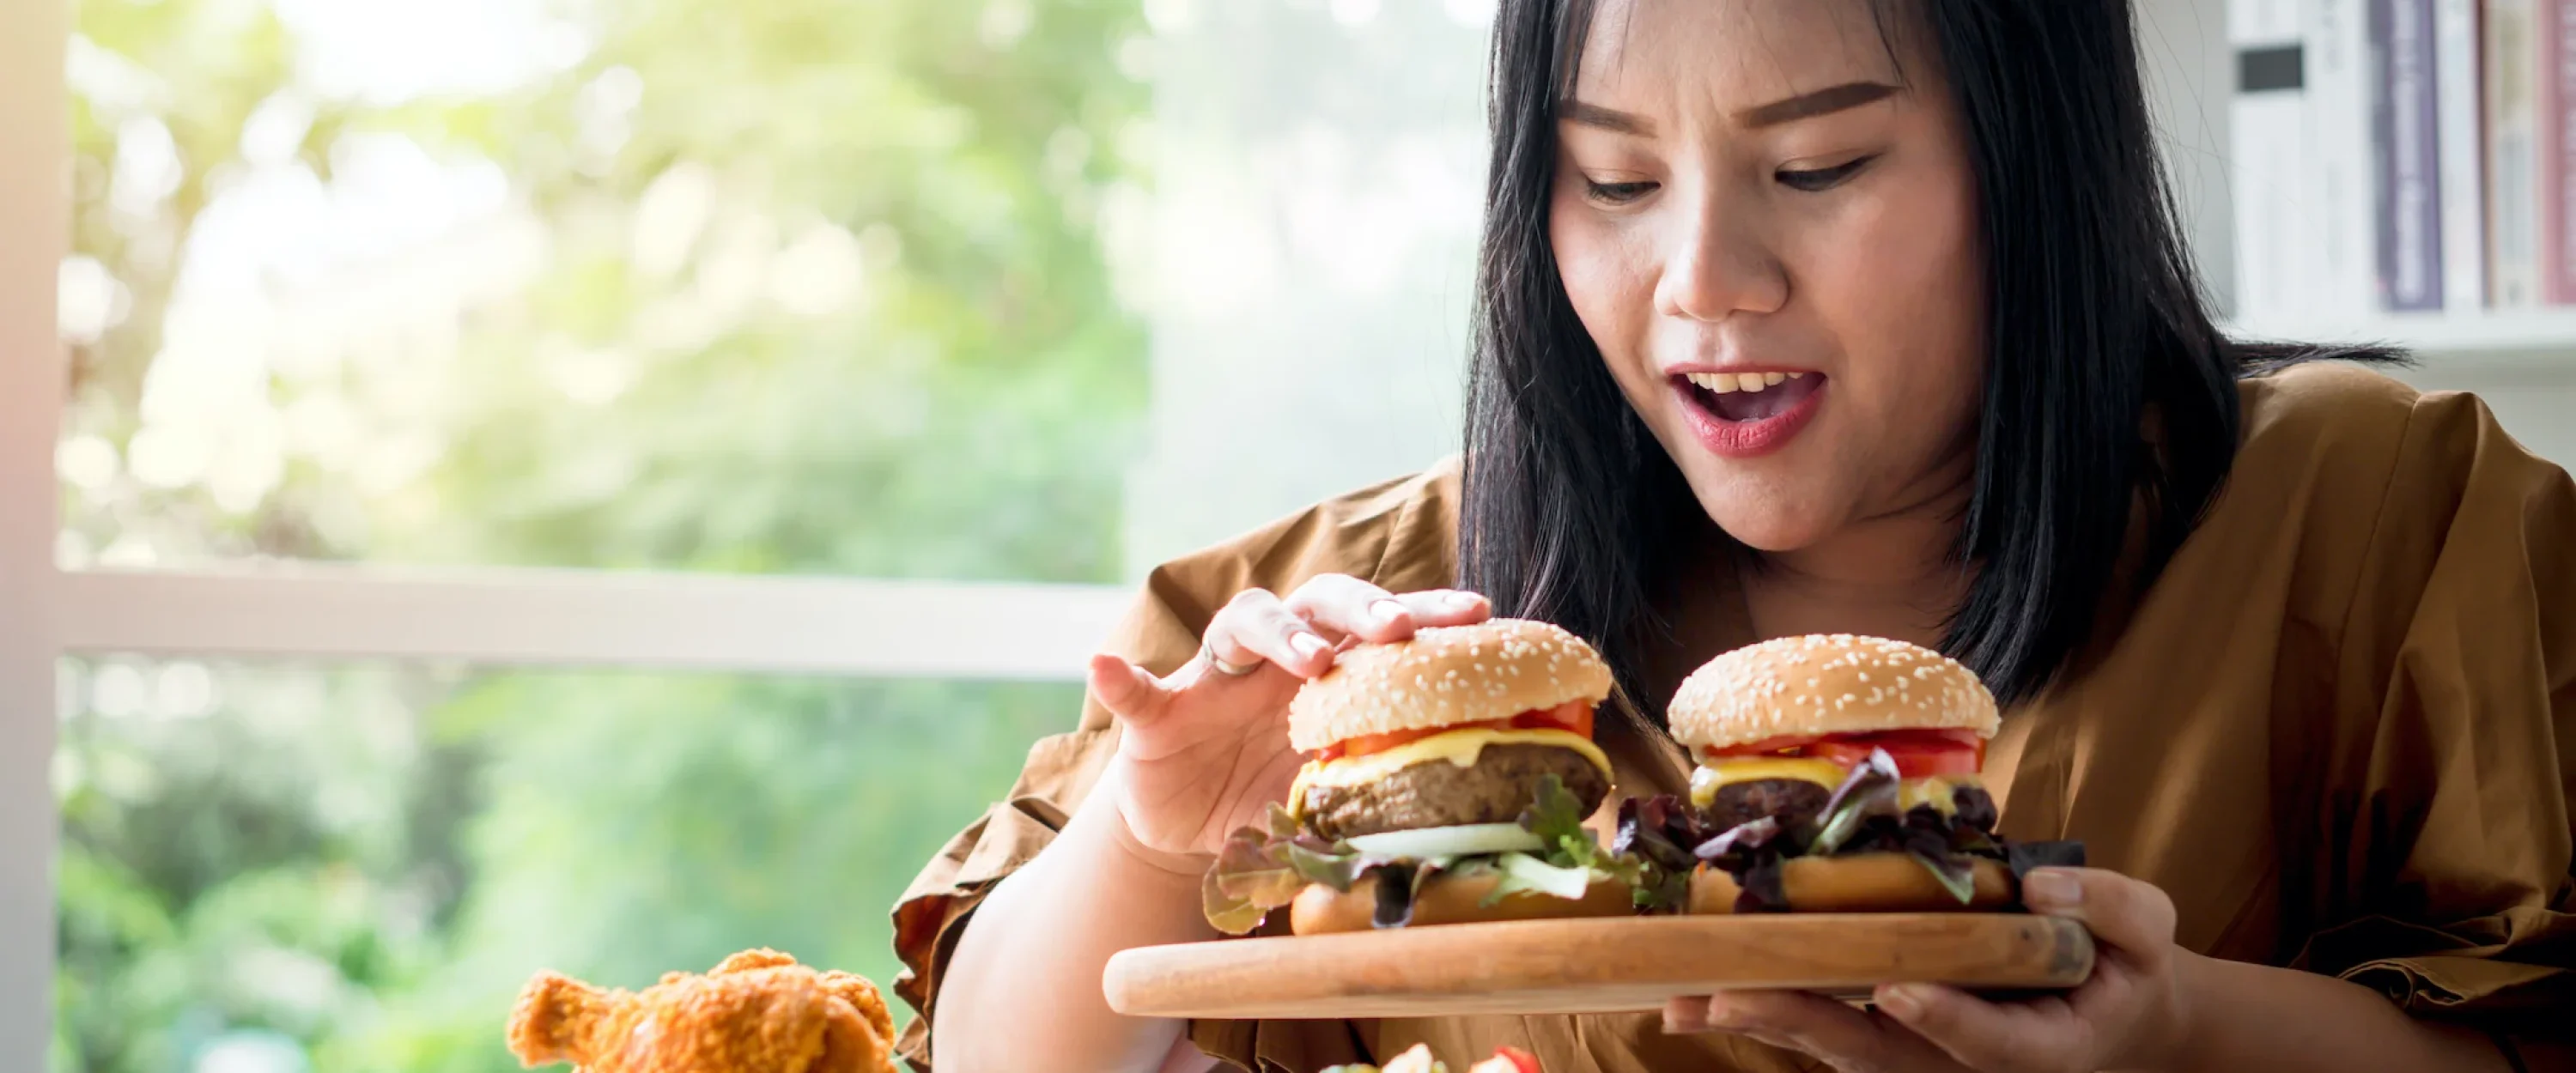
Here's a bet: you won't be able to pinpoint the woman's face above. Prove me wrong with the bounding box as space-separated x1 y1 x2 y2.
1550 0 1987 554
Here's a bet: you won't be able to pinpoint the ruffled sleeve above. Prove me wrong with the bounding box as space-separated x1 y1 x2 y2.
2290 388 2576 1053
887 461 1461 1070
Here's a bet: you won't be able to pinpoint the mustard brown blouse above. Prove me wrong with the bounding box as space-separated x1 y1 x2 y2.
890 364 2576 1071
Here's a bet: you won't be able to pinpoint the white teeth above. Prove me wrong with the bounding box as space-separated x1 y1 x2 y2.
1686 371 1808 395
1686 372 1739 394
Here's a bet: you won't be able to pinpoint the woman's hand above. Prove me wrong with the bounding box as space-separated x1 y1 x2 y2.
1662 868 2196 1073
1087 575 1492 869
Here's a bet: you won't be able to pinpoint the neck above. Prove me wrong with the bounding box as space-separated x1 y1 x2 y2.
1738 464 1976 650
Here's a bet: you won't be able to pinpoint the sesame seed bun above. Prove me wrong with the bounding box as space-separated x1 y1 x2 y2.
1685 855 2015 913
1285 619 1614 753
1288 869 1636 935
1667 634 1998 751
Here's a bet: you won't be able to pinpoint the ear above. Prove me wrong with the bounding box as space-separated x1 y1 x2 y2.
506 972 612 1064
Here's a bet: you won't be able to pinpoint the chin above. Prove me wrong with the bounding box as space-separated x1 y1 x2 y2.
1683 477 1839 554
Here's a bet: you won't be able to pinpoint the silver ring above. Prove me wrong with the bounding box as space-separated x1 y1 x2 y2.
1201 638 1259 677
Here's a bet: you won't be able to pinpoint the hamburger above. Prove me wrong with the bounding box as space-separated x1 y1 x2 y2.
1202 619 1643 937
1615 634 2084 913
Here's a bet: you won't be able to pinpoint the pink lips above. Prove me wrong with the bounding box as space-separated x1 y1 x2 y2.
1670 371 1826 458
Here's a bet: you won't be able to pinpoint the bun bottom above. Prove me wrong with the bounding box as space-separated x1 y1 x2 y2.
1686 854 2014 914
1289 870 1635 936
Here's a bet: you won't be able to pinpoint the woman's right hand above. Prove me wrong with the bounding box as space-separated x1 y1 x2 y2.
1086 575 1493 868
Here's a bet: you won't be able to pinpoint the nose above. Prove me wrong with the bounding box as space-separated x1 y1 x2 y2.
1652 188 1789 324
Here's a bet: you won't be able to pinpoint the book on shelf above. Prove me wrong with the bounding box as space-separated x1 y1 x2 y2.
2372 0 2442 312
2231 0 2315 324
2490 0 2545 307
2546 0 2576 303
2434 0 2486 310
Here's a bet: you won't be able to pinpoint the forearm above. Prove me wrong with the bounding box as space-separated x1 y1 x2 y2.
2159 954 2510 1073
931 775 1218 1073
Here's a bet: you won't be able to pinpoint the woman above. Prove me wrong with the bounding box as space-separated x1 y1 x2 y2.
903 1 2573 1070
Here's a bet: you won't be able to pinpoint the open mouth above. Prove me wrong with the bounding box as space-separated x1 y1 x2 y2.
1670 369 1826 458
1674 370 1823 421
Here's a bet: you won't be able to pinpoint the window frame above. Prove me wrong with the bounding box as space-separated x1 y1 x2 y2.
1 10 1128 1066
3 0 69 1061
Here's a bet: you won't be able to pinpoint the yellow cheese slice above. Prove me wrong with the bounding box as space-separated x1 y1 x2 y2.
1287 728 1613 817
1688 757 1982 816
1687 757 1848 807
1900 775 1981 815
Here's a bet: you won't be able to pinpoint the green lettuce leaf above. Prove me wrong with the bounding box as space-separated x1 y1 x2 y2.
1202 818 1307 935
1517 773 1647 888
1203 803 1388 935
1809 749 1901 855
1483 851 1595 905
1907 848 1980 904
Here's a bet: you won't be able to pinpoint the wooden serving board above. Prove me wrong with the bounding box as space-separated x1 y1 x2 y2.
1103 914 2093 1020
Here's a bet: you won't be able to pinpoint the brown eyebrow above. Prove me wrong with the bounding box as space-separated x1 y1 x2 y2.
1737 81 1899 128
1558 100 1655 136
1558 81 1899 138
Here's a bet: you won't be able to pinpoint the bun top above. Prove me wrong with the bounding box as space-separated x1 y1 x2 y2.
1286 618 1614 752
1666 634 1997 751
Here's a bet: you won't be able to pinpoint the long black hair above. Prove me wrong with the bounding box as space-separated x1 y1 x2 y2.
1457 0 2395 711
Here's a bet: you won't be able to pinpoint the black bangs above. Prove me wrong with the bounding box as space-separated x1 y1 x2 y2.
1456 0 2399 712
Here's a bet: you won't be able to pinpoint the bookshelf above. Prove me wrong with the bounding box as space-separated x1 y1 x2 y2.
2154 0 2576 376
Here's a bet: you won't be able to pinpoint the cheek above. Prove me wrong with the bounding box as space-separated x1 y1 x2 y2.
1803 170 1987 430
1548 191 1660 385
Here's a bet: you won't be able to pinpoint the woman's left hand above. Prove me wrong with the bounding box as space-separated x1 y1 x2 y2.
1662 868 2198 1073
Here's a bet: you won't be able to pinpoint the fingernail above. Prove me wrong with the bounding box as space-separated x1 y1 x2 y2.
1876 984 1927 1020
2024 868 2081 908
1369 599 1408 625
1443 591 1483 609
1291 633 1330 659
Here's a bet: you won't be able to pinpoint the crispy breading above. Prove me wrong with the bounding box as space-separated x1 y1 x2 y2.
507 949 896 1073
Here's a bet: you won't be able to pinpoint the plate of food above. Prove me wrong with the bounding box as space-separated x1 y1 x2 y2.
1102 627 2092 1021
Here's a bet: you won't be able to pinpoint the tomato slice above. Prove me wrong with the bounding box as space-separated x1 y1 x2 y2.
1703 728 1985 778
1509 700 1595 739
1314 703 1596 761
1807 736 1984 777
1497 1046 1542 1073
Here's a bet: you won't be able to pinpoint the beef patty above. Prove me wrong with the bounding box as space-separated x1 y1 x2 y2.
1698 779 2002 834
1701 779 1834 832
1301 743 1611 841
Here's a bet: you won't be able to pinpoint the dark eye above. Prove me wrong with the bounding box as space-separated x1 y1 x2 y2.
1583 179 1658 206
1777 156 1875 192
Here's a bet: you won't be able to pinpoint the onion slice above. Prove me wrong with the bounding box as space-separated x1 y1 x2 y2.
1344 823 1547 859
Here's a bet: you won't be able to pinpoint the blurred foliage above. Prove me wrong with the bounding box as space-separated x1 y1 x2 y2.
55 0 1146 1069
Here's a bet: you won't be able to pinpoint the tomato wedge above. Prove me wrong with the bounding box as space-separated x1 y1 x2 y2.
1313 702 1595 761
1702 728 1985 778
1495 1046 1542 1073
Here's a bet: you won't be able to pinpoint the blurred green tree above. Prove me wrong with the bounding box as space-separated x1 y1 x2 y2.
54 0 1147 1069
